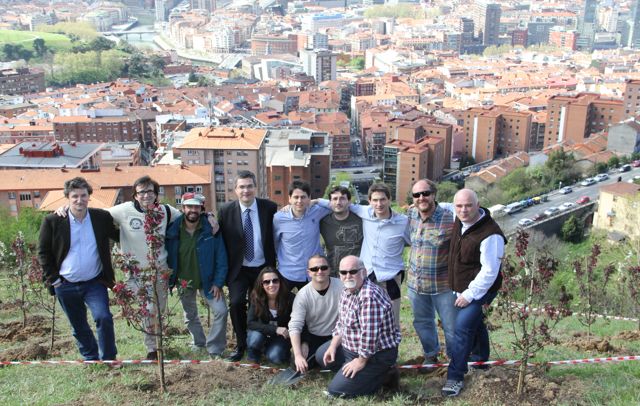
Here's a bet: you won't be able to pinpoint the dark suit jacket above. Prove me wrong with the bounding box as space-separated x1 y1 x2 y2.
218 197 277 285
38 208 119 290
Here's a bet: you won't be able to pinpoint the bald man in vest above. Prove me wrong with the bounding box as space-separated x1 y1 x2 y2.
441 189 506 398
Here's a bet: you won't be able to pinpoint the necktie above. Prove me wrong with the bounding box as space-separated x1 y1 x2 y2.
243 208 254 262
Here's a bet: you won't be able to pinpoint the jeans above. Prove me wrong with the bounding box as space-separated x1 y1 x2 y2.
315 340 346 371
55 279 116 361
408 288 458 359
246 330 291 364
447 290 498 381
180 288 228 355
327 347 398 398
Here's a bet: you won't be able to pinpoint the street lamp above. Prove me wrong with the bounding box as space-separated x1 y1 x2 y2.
559 181 563 191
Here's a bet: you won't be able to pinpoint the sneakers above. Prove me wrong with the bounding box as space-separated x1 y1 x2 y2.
441 379 464 397
209 353 223 360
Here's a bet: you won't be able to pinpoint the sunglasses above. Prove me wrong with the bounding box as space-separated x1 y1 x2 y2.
338 269 361 276
412 190 433 198
309 265 330 272
262 278 280 286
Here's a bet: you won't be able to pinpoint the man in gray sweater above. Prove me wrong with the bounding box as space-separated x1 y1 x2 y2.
288 254 344 373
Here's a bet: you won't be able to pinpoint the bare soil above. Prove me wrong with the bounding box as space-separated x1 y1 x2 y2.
565 332 617 352
411 366 586 405
613 330 640 341
0 315 51 343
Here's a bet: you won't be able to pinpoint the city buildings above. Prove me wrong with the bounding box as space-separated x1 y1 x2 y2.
0 68 45 95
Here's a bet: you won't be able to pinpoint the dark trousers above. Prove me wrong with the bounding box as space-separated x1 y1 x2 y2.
281 276 308 293
54 278 117 361
447 289 498 381
228 265 262 350
247 330 291 364
327 347 398 398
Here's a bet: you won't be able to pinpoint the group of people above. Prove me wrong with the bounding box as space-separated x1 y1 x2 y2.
38 170 506 399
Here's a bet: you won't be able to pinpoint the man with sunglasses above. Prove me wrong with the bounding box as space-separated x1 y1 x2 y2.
407 179 457 370
321 255 401 398
288 255 343 374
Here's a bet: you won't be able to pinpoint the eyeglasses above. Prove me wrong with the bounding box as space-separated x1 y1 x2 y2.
262 278 280 286
136 189 156 196
309 265 330 272
412 190 433 198
338 269 361 276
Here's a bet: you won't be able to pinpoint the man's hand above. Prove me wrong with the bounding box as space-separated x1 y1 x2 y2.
54 205 69 217
207 213 219 234
322 346 336 366
276 327 289 339
294 354 308 373
210 285 222 300
455 296 470 308
341 357 367 378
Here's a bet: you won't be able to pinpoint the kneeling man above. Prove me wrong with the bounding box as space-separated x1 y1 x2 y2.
321 255 401 398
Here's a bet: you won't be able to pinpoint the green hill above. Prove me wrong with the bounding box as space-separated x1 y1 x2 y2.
0 29 73 52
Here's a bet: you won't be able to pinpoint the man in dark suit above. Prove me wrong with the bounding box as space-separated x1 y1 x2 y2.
38 177 119 361
218 170 277 361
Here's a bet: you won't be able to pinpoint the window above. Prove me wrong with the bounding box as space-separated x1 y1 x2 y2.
195 186 203 193
175 186 182 195
275 190 282 195
186 186 194 192
34 191 41 198
159 187 165 195
274 175 282 180
20 193 31 201
8 192 16 200
175 198 181 205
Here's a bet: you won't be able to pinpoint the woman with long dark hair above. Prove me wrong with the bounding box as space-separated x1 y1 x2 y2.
246 267 295 364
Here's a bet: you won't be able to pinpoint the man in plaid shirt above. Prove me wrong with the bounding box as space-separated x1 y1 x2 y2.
320 255 401 398
407 179 457 369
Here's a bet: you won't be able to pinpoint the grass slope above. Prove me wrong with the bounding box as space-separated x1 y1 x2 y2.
0 30 73 52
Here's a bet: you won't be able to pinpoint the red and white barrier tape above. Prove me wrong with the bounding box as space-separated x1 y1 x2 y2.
2 355 639 369
507 302 639 323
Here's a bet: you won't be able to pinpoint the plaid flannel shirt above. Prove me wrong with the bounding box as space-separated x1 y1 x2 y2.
333 279 401 358
407 204 455 295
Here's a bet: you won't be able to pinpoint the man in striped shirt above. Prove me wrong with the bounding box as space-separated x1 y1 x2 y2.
407 179 457 369
320 255 401 398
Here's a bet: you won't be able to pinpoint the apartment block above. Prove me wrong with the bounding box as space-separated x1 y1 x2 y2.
383 136 446 203
52 115 142 144
462 106 532 162
0 141 103 170
544 93 623 148
0 67 45 95
623 79 640 119
0 164 212 216
593 182 640 240
251 34 298 56
174 126 268 210
265 128 331 207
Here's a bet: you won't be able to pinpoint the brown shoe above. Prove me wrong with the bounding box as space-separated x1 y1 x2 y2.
145 351 158 361
419 355 439 374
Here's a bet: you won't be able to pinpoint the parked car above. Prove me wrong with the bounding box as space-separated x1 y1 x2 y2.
632 160 640 168
532 212 548 221
544 207 560 216
532 194 548 204
560 202 576 210
581 178 596 186
505 201 526 214
619 164 631 173
560 187 573 194
595 173 609 181
576 196 590 204
518 218 534 227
